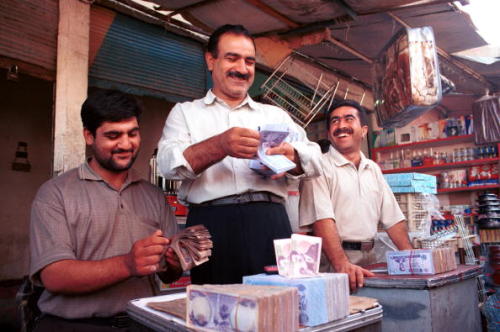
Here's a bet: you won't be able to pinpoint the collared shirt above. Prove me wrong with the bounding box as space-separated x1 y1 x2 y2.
157 90 321 204
29 161 178 319
299 146 404 241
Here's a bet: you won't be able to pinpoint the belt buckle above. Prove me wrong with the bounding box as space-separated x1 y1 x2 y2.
361 241 373 251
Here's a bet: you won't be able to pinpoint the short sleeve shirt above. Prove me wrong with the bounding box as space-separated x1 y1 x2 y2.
299 147 404 241
29 162 178 319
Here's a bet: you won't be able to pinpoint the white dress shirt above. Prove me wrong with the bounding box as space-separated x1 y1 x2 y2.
157 90 321 204
299 146 404 241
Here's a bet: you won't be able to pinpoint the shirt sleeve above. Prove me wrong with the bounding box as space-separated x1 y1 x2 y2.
376 165 405 229
157 103 197 181
29 183 76 286
298 161 336 231
282 115 322 179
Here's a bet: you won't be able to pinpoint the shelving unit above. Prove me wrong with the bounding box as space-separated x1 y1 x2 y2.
371 134 500 195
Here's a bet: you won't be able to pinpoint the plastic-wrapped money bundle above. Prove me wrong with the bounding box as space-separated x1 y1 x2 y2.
170 225 213 271
274 234 322 278
186 284 299 332
243 273 349 327
386 247 457 275
373 26 442 128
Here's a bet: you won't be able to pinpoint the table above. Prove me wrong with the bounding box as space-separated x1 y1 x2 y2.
357 264 482 332
127 292 383 332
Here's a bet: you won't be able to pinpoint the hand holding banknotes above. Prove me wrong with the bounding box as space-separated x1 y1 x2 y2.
265 142 302 179
218 127 260 159
125 230 173 276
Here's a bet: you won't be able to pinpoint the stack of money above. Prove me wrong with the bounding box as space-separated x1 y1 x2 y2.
186 284 299 332
274 234 322 278
248 123 296 175
244 273 349 327
386 247 457 275
171 225 213 271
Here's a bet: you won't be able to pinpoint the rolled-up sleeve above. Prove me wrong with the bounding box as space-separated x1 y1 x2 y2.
157 103 197 180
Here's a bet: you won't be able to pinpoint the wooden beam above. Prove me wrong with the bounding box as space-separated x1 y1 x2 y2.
387 11 493 90
165 0 215 19
325 33 373 64
242 0 299 28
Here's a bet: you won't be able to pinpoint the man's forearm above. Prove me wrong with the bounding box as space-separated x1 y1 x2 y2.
313 218 349 268
40 255 131 295
386 220 413 250
183 135 226 174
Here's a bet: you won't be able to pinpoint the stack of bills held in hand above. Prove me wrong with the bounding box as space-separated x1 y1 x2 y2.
171 225 213 271
274 234 322 278
249 123 296 175
186 284 299 332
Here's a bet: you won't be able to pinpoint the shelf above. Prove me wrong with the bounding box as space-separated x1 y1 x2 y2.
382 157 500 174
437 184 500 194
372 134 473 153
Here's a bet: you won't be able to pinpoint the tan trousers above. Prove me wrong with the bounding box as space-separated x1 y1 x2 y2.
320 249 376 272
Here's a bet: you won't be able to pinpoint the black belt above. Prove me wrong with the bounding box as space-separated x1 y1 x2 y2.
192 191 285 207
41 312 131 328
342 240 374 251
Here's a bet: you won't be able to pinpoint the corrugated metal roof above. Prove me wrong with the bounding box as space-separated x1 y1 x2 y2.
0 0 58 72
89 6 206 102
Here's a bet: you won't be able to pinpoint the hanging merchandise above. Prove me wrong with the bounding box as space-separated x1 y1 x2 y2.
472 95 500 144
373 26 442 128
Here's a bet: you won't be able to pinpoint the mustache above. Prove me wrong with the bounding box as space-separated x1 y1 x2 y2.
112 148 134 154
227 71 250 80
333 127 353 137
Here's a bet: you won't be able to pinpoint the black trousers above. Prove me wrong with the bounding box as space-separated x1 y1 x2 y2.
187 202 292 284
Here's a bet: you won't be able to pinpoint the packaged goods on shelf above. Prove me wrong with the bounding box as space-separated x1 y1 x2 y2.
384 173 437 194
373 26 442 128
386 247 457 275
243 273 349 327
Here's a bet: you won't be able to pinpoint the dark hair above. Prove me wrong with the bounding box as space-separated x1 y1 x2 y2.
317 139 331 154
325 99 368 129
206 24 255 58
81 89 142 136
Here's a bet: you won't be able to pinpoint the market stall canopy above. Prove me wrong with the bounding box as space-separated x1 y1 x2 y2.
103 0 499 106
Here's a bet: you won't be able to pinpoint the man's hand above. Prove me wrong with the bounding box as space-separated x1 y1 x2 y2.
164 246 182 272
334 259 375 291
218 127 260 159
125 230 169 276
266 142 303 179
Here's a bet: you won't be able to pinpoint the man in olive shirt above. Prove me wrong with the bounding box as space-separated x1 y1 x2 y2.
30 90 182 331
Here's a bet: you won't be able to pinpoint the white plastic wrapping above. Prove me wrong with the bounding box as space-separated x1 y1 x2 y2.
373 26 442 128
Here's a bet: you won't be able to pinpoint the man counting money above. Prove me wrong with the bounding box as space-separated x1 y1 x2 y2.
157 24 321 284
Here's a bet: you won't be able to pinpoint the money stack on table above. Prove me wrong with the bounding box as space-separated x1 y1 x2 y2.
243 273 349 327
186 284 299 332
170 225 213 271
243 234 349 327
386 247 457 275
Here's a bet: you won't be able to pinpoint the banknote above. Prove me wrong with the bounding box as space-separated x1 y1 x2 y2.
274 234 322 278
249 123 296 175
169 225 213 271
186 284 299 332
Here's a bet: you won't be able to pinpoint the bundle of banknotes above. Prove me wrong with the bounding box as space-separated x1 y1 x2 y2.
274 234 322 278
244 273 349 327
249 123 296 175
386 247 457 275
170 225 213 271
186 284 299 332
